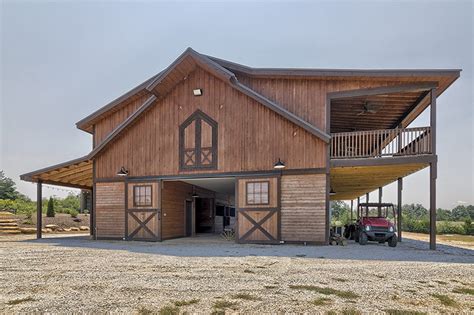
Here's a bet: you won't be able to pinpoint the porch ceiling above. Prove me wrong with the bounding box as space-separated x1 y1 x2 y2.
330 162 429 200
330 90 428 133
20 156 93 190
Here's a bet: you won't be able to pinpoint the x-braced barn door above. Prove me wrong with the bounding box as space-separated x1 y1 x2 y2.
236 177 280 244
126 181 161 241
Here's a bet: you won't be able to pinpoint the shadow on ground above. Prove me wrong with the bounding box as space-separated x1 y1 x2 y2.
22 233 474 264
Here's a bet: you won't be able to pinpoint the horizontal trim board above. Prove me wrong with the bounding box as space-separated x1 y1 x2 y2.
330 155 436 167
95 168 326 182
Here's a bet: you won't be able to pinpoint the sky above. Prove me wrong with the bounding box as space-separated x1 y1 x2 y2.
1 0 473 209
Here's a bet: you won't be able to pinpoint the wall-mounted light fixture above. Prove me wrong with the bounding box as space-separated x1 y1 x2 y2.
273 158 286 169
117 166 129 177
191 186 199 198
329 188 336 196
193 88 203 96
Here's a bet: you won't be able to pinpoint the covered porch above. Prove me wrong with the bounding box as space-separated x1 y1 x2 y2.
328 84 439 249
19 156 93 239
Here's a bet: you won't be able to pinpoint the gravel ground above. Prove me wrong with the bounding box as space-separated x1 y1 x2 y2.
0 234 473 314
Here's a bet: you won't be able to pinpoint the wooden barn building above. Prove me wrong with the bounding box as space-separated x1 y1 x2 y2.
21 48 460 249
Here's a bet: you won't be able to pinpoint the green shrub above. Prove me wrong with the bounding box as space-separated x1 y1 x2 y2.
0 199 35 214
437 221 466 235
69 210 79 218
47 197 55 217
464 219 474 235
402 217 429 233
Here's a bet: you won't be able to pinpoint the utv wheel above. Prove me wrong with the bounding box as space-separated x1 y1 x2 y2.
359 232 368 245
388 236 398 247
354 233 359 243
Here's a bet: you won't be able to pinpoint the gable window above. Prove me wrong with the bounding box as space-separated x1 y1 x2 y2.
133 185 152 207
179 110 218 170
246 181 269 205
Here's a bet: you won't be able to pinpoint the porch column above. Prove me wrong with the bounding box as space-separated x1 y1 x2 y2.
357 197 360 218
378 187 382 216
36 181 42 239
429 88 437 250
397 178 403 241
366 192 369 203
350 200 353 221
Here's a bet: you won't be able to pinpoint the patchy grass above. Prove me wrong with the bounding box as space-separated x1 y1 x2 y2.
431 294 458 307
341 308 361 315
434 280 448 285
232 293 261 301
326 311 337 315
453 287 474 295
243 269 254 274
289 285 359 299
137 306 155 315
312 297 332 306
332 277 349 282
384 309 427 315
7 297 35 305
210 310 225 315
213 300 238 310
173 298 200 306
158 305 179 315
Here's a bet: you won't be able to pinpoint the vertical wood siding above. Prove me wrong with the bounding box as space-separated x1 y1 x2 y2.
94 67 327 178
281 174 326 243
95 182 125 238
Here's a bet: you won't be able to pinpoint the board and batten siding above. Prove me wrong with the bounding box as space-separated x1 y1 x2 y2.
281 174 326 243
95 67 327 178
95 182 125 238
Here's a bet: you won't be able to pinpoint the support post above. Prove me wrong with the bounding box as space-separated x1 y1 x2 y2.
429 88 437 250
366 192 369 203
397 177 403 241
378 187 382 216
36 181 42 239
350 200 353 221
357 197 360 219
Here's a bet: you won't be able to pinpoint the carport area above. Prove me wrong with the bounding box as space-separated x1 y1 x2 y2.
19 156 93 239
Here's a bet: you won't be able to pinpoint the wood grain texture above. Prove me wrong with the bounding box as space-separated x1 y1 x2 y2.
281 174 326 243
95 67 326 178
330 163 428 200
95 182 125 238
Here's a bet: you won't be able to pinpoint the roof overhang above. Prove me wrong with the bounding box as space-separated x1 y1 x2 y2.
20 156 92 190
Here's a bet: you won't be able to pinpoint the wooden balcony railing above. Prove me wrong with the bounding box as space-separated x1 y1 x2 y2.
331 127 432 159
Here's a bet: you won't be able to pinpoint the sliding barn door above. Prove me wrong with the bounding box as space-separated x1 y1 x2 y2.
126 181 161 241
236 177 280 244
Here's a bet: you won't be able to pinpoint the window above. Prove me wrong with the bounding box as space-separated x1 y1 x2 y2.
179 110 218 170
246 181 269 205
133 185 152 207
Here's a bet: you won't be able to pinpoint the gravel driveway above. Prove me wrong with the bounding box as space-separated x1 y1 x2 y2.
1 234 473 314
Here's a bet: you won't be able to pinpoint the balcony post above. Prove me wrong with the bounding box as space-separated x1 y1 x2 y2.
429 88 437 250
36 181 42 239
397 178 403 241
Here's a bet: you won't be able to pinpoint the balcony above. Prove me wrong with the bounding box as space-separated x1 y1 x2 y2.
330 126 432 159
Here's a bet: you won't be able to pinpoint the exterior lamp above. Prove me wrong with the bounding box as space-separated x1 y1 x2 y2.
193 88 203 96
191 187 199 198
273 158 286 169
117 166 129 177
329 188 336 196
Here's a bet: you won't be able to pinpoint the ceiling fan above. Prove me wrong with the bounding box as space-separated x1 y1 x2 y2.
357 102 381 116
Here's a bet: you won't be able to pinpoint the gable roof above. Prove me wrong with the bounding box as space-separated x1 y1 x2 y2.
86 48 332 159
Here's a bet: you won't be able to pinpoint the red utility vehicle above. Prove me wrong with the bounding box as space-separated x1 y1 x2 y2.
344 203 398 247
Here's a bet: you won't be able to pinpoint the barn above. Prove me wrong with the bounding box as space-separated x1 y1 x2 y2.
21 48 460 248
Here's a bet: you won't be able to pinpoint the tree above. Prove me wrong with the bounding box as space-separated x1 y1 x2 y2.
0 171 19 200
436 208 452 221
47 197 55 217
402 203 428 220
452 205 470 221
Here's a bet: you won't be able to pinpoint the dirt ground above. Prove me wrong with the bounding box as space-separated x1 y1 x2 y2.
404 232 474 249
0 234 473 314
